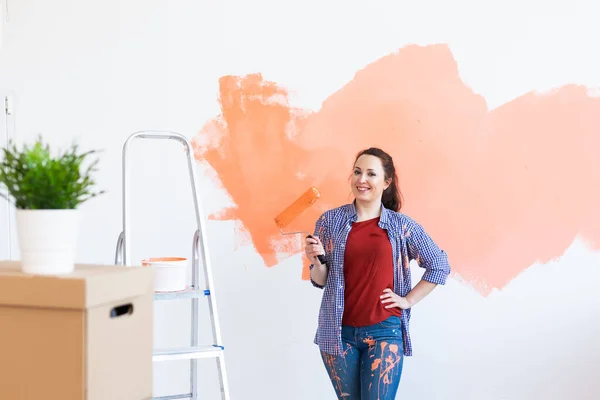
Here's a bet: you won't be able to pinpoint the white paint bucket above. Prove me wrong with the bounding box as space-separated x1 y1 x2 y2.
141 257 187 292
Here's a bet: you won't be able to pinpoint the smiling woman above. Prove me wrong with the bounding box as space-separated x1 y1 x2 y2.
351 148 402 215
304 147 451 399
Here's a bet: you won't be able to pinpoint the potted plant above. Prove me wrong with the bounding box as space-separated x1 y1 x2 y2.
0 136 104 275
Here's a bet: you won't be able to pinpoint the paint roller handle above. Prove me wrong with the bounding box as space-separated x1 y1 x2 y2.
306 235 327 265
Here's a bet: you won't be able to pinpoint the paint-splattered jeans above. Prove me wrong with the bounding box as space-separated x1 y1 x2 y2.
320 315 404 399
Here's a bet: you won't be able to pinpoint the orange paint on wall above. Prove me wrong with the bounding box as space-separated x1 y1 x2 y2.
192 44 600 295
193 74 319 267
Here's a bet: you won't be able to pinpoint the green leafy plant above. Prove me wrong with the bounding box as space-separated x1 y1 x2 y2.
0 136 105 209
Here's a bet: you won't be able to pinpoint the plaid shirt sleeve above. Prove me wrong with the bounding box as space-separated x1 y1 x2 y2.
309 212 328 289
405 217 451 285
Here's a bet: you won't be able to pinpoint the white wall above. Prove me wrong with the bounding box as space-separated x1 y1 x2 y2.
1 1 599 399
0 91 10 259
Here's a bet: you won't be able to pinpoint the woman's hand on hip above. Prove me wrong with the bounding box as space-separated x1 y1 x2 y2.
380 288 412 310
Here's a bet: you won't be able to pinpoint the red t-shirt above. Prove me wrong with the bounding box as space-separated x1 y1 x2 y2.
342 217 401 327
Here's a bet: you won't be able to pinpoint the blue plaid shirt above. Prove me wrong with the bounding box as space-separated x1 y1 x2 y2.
309 202 451 356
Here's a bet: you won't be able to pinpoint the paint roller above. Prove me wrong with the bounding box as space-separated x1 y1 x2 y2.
274 186 327 265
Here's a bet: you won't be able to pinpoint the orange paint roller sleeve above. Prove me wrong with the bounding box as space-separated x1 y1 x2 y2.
274 186 321 229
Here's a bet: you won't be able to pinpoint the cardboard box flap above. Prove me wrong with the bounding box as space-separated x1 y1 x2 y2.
0 261 153 309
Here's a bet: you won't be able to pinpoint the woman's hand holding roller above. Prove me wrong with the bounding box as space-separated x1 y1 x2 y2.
306 235 328 287
305 235 325 265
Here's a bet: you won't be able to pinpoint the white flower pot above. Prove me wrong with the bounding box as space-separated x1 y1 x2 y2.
15 209 81 275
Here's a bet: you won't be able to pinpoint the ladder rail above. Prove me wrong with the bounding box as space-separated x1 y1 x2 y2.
119 130 202 265
114 130 230 400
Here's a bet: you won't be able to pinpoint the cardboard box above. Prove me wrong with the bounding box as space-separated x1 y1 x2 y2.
0 261 154 400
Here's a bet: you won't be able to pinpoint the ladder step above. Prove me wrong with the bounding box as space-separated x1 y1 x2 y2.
152 394 192 400
154 287 210 301
154 345 224 362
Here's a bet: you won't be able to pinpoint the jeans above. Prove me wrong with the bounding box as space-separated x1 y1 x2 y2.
320 315 404 399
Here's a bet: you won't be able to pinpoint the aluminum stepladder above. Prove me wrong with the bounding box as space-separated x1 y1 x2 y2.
114 130 230 400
